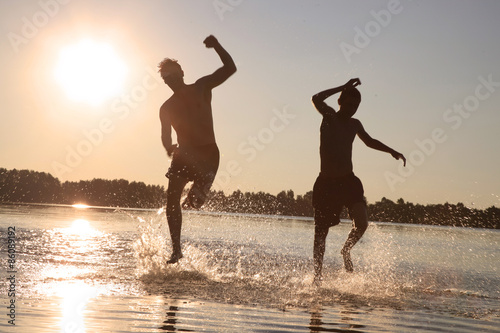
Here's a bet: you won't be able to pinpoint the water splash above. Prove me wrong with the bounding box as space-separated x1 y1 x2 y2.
130 207 169 275
130 211 499 318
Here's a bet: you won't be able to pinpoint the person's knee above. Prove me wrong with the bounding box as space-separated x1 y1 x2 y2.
185 182 210 209
166 192 181 210
355 222 368 233
166 189 182 212
185 194 204 209
314 209 339 230
349 202 368 229
353 215 368 234
314 225 329 239
166 202 181 219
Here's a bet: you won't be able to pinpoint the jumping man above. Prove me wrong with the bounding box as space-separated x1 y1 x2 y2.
158 35 236 264
311 78 406 283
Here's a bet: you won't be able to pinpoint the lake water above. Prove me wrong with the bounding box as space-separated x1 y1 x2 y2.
0 203 498 332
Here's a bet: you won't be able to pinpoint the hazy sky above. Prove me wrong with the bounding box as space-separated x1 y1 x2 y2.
1 0 499 208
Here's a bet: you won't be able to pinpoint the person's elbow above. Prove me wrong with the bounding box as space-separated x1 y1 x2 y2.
311 94 322 106
311 95 324 110
361 137 377 149
226 62 237 76
219 63 236 81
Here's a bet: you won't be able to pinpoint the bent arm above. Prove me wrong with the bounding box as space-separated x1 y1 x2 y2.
311 78 361 115
200 35 236 89
311 85 345 115
357 123 406 166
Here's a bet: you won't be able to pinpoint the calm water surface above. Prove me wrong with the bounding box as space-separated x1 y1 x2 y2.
0 204 498 332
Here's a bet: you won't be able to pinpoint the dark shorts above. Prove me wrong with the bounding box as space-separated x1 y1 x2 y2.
312 172 365 228
166 143 220 208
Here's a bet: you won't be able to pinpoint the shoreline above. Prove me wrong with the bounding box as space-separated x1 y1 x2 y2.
1 201 499 232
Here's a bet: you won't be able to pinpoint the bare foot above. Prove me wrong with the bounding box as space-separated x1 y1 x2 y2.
166 252 183 264
341 248 354 273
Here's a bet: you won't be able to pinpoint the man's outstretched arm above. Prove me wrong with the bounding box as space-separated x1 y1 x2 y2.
357 122 406 166
201 35 236 88
312 78 360 115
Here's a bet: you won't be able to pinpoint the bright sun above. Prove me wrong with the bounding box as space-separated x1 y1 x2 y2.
54 39 127 106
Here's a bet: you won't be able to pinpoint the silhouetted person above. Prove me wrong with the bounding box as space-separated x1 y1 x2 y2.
311 78 405 283
158 35 236 264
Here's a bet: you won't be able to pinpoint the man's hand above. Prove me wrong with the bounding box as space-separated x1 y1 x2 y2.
345 78 361 88
391 150 406 166
166 144 178 157
203 35 219 48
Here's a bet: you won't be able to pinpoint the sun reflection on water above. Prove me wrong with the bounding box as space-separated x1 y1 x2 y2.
37 219 104 282
56 218 103 240
67 219 96 236
42 219 102 332
58 281 97 333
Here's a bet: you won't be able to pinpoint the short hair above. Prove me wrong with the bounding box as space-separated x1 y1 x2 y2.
158 58 181 79
339 87 361 106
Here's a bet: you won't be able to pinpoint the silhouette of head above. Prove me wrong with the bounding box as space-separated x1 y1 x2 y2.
338 87 361 118
158 58 184 89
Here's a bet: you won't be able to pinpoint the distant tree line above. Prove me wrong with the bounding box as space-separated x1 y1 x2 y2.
1 168 498 229
368 197 499 229
0 168 166 208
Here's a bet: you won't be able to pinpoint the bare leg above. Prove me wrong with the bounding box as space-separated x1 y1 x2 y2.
183 171 216 209
341 202 368 272
166 176 188 264
313 225 329 286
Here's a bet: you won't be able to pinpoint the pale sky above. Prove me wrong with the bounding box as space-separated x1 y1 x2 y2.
1 0 499 209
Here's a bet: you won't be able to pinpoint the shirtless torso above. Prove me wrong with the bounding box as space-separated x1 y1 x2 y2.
319 113 361 178
160 81 216 149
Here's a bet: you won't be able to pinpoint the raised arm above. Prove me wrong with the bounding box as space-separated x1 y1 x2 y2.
199 35 237 89
312 78 361 115
357 121 406 166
